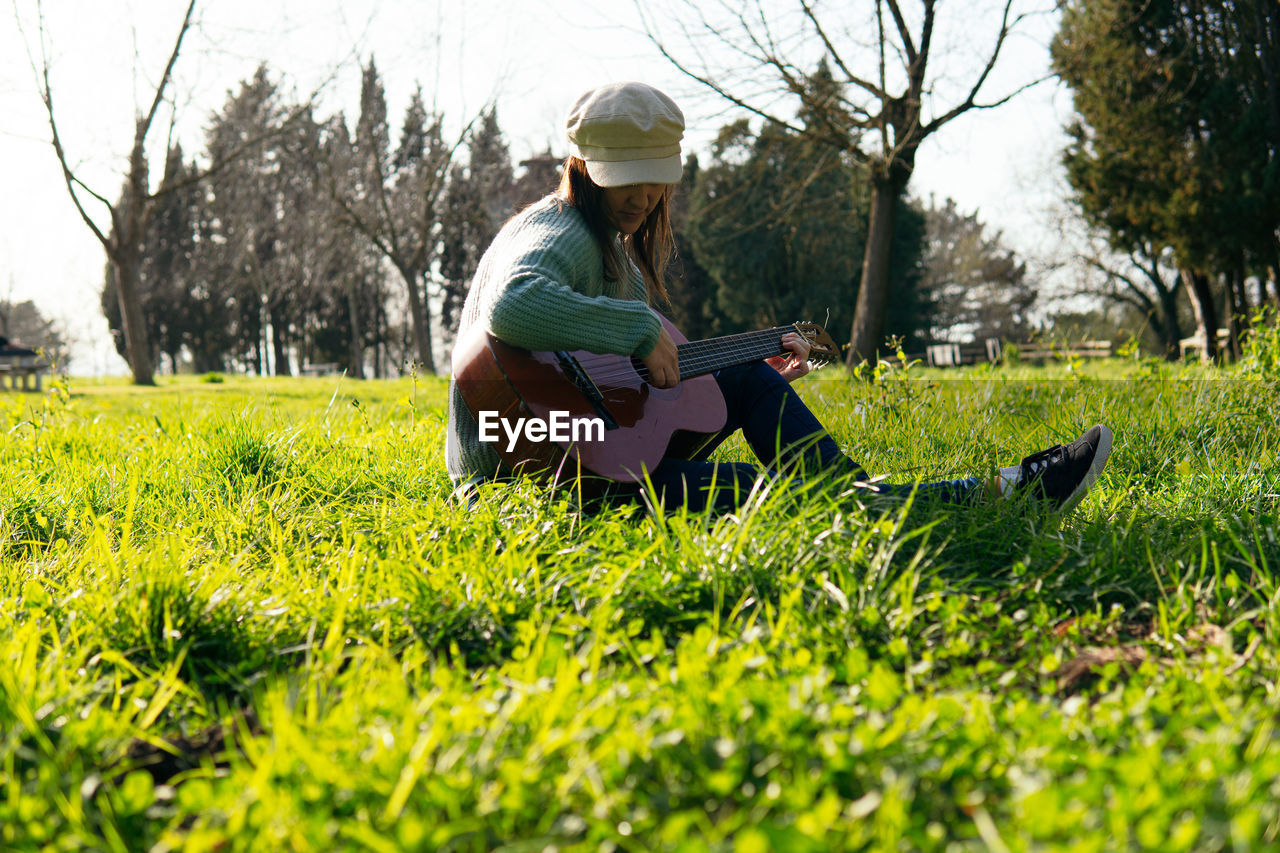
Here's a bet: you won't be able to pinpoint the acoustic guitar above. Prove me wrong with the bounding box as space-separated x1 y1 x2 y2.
452 316 841 484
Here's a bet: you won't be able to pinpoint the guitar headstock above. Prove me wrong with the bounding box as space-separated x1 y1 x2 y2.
791 322 842 367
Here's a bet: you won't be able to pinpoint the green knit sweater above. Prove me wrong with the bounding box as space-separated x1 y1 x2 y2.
446 195 663 482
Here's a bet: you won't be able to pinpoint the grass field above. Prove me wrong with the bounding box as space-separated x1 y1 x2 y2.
2 356 1279 851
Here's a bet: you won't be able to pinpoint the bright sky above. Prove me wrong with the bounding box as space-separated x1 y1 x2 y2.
1 0 1073 375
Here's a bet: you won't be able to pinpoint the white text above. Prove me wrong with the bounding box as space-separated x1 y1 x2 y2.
477 410 605 452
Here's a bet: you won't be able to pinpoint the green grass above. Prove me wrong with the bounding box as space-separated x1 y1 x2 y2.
2 363 1279 851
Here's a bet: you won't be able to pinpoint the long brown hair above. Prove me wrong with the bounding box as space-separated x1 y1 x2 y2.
557 156 673 305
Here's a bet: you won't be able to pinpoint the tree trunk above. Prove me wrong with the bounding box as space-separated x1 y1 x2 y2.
1226 261 1248 360
1268 242 1280 308
1156 284 1184 361
1180 267 1219 363
272 319 291 376
266 300 291 376
374 289 384 379
1256 0 1280 156
347 287 366 379
847 166 907 366
112 249 157 385
114 131 158 386
400 266 436 373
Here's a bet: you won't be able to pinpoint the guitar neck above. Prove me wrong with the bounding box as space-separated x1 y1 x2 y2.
674 325 799 379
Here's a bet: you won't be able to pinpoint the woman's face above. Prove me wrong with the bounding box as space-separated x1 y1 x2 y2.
600 183 666 235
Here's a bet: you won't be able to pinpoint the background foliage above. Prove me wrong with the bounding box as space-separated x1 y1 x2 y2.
97 59 1050 378
1053 0 1280 360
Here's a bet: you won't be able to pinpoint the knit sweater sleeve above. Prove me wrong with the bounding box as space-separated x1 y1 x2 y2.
483 206 662 357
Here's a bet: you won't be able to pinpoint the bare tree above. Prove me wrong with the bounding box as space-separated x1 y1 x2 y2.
22 0 340 384
1079 243 1185 361
1036 200 1187 360
320 65 482 374
22 0 202 384
639 0 1051 365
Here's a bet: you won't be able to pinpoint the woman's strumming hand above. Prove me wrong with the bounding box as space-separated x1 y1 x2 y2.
642 326 680 389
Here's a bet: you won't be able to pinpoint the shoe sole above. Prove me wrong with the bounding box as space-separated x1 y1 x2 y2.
1058 425 1113 513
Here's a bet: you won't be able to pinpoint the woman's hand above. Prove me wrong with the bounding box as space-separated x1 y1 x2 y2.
641 326 680 389
766 332 813 383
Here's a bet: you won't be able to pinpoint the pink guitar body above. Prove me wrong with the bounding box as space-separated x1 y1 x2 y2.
452 315 728 482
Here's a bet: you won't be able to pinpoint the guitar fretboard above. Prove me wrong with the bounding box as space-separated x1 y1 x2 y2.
634 325 799 383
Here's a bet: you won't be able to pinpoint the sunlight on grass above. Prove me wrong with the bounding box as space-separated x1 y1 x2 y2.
1 364 1278 849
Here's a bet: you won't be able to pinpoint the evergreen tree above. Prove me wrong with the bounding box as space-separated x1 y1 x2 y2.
201 65 284 373
438 108 515 339
194 65 358 375
101 144 203 373
265 107 335 376
1053 0 1280 360
687 116 932 350
438 161 486 338
512 150 562 208
690 119 851 334
882 198 932 353
184 192 237 373
357 60 391 193
469 107 515 227
313 115 381 377
329 66 457 373
666 154 715 340
920 198 1036 344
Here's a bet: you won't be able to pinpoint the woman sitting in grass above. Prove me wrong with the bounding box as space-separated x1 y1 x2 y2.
446 82 1111 514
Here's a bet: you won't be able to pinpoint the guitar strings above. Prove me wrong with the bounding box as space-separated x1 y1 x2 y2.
572 327 814 382
566 326 815 385
574 328 787 379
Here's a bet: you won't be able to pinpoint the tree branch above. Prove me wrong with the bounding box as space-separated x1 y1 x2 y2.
635 0 809 138
155 100 313 198
137 0 197 150
884 0 918 65
155 50 353 202
923 72 1053 137
912 0 936 95
26 0 115 252
876 0 889 160
799 0 887 100
919 0 1032 137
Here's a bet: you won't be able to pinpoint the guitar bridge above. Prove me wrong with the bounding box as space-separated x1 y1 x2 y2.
554 351 620 431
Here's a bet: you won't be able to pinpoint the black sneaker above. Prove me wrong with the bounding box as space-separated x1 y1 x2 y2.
1012 425 1113 511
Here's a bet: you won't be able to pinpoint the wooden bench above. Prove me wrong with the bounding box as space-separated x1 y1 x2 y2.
1015 340 1113 362
924 339 1004 367
0 352 49 392
300 362 339 377
1178 329 1230 360
920 339 1115 367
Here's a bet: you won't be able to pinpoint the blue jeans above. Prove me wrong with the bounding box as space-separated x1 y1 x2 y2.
643 362 983 514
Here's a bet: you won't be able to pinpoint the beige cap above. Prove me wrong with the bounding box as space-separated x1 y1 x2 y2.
565 82 685 187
